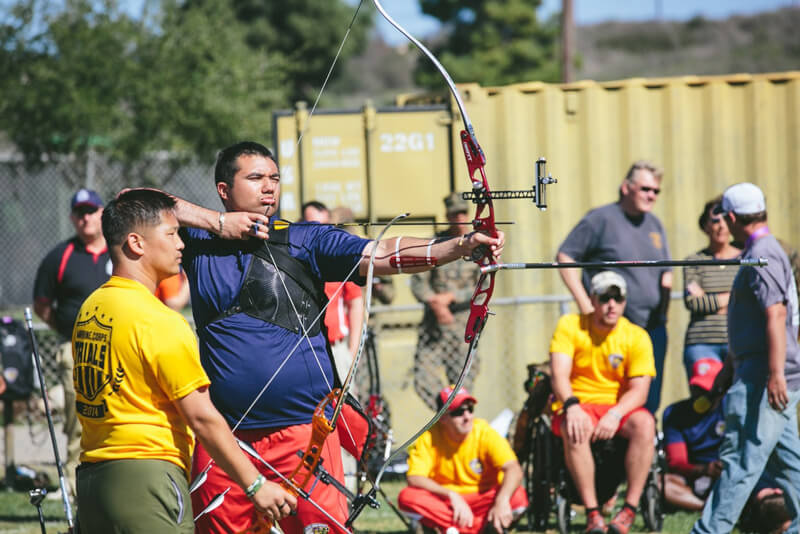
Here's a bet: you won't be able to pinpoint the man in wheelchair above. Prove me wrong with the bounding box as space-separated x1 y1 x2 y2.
549 271 656 534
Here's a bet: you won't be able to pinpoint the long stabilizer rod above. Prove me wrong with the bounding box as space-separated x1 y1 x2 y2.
481 257 768 274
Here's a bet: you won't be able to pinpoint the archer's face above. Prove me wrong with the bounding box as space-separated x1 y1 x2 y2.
218 154 281 218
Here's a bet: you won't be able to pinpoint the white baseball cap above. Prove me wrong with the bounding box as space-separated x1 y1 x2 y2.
715 182 766 215
590 271 627 296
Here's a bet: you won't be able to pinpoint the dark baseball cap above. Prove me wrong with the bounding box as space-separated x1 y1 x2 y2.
70 189 103 210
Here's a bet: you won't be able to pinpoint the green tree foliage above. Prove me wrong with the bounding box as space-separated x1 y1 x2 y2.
228 0 373 103
416 0 559 88
0 0 146 163
0 0 369 166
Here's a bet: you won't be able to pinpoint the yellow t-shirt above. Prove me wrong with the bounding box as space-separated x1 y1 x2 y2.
549 313 655 408
406 418 517 494
72 276 210 473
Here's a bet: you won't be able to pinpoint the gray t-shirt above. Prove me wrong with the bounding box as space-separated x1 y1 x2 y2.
558 202 671 328
728 233 800 388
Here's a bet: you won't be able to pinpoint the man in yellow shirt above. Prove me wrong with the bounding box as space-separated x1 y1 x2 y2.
398 387 528 534
73 189 295 533
549 271 656 534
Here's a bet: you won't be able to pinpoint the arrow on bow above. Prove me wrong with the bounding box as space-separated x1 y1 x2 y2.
480 256 769 274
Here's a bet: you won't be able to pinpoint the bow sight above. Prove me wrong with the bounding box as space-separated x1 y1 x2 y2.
462 158 558 211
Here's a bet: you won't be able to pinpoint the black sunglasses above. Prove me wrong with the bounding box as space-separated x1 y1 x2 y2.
449 404 475 417
639 186 661 195
598 293 626 303
72 206 99 216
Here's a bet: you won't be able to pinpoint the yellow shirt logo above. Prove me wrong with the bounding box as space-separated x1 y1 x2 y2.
649 232 663 249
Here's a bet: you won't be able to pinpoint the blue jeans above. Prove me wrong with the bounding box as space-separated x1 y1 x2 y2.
645 323 667 413
691 358 800 534
683 343 727 383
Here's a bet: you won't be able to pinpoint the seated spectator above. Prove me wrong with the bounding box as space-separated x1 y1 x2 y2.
549 271 656 534
398 386 528 534
663 358 791 532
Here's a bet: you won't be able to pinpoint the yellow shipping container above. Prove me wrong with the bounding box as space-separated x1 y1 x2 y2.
273 71 800 442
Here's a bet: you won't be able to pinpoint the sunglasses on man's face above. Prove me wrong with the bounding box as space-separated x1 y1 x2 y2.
638 186 661 195
449 404 475 417
72 206 99 217
598 292 625 304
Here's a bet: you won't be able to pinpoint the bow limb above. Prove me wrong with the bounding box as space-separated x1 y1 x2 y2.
346 330 481 527
371 0 498 343
347 4 499 526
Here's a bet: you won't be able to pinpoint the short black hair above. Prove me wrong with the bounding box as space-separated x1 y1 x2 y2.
214 141 276 187
102 189 177 247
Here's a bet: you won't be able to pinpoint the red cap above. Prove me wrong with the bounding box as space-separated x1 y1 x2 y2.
689 358 724 392
438 385 477 411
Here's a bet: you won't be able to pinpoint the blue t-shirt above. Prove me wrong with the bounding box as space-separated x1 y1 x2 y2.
663 399 725 465
180 224 369 428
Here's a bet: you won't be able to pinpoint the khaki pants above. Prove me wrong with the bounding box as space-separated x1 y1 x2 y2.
77 459 193 534
57 340 80 497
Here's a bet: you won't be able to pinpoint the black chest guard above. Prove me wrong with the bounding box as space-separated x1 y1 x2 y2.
206 229 328 337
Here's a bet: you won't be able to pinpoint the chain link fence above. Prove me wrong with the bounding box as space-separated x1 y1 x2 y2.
0 152 221 311
0 151 571 433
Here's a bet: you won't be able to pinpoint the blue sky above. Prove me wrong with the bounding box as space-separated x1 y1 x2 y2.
374 0 799 45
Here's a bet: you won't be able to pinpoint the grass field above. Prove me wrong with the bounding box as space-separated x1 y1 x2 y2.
0 478 750 534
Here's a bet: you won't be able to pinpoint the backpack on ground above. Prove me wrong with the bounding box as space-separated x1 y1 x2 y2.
0 317 36 401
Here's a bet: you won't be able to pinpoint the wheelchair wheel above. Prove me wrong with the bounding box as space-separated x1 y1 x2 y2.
556 493 572 534
641 479 663 531
530 418 554 531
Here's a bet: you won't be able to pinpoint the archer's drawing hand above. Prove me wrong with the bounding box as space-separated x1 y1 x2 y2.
220 212 271 241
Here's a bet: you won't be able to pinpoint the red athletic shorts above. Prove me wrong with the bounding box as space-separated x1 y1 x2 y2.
550 403 650 437
191 423 348 534
398 485 528 534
